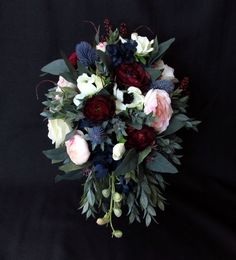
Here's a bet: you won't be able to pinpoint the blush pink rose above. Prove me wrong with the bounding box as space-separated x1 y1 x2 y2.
144 89 173 133
65 132 90 165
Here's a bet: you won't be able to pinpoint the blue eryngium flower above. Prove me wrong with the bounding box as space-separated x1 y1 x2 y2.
106 40 137 67
94 163 109 178
76 41 97 67
150 80 175 93
92 146 114 179
87 127 105 146
117 176 132 194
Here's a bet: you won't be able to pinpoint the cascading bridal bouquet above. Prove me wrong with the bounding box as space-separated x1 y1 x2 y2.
39 20 200 238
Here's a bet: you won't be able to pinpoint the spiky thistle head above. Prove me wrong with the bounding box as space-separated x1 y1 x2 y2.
87 126 105 146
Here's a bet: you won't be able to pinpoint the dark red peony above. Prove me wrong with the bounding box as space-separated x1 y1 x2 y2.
116 63 150 92
84 95 116 122
68 52 78 68
125 125 156 151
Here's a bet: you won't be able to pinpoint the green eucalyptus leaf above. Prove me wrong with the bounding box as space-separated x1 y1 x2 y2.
162 116 186 136
149 38 175 64
147 205 156 216
140 190 148 209
59 161 90 173
138 146 152 164
158 200 165 211
40 111 53 118
87 190 95 206
175 113 189 121
55 171 83 183
114 149 138 176
145 68 161 81
95 26 100 44
146 152 178 174
60 50 78 80
96 50 111 69
43 147 67 161
60 72 77 84
41 59 69 75
77 61 91 75
148 36 158 60
145 214 152 226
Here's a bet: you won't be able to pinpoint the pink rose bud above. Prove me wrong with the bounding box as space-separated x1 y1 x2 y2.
96 42 107 52
65 133 90 165
144 89 173 133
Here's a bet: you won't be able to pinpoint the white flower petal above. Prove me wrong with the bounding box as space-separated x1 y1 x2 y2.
48 119 72 148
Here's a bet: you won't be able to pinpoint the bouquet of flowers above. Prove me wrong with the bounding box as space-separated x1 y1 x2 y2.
40 20 200 238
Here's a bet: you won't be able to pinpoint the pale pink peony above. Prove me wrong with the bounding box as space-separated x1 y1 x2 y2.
65 132 90 165
144 89 173 133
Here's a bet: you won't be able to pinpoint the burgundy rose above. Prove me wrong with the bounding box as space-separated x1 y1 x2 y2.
68 52 78 68
116 63 150 92
84 95 115 122
126 125 156 151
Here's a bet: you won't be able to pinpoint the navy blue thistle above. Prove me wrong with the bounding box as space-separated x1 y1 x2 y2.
76 41 97 67
92 146 113 178
87 127 105 147
106 39 137 67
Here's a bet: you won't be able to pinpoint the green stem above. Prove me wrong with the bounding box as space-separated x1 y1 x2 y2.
109 173 115 235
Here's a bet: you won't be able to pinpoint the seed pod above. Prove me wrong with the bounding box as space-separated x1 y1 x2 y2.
113 192 122 202
113 208 122 218
113 230 123 238
102 189 110 198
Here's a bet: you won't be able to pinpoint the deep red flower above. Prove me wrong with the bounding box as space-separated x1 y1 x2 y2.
84 95 116 122
125 125 156 151
68 52 78 68
116 63 150 92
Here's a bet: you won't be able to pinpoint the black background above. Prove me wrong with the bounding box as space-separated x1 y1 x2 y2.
0 0 236 259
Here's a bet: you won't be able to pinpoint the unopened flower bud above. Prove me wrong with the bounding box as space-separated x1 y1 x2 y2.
113 230 123 238
112 143 126 161
113 192 122 203
113 208 122 218
102 189 110 198
96 214 109 225
96 218 106 225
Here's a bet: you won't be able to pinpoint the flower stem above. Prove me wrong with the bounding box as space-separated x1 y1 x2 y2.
109 173 116 235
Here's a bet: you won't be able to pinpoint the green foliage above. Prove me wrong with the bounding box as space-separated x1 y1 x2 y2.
110 118 127 141
40 86 81 122
138 146 152 164
80 173 97 219
59 161 91 173
135 55 147 65
145 68 161 81
114 149 138 176
77 61 91 76
157 136 183 166
96 50 111 76
126 168 166 226
127 109 155 129
148 36 159 62
163 112 201 136
95 26 100 44
148 38 175 65
55 171 84 183
107 28 120 44
41 59 69 75
146 151 178 174
43 147 67 162
60 50 78 80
